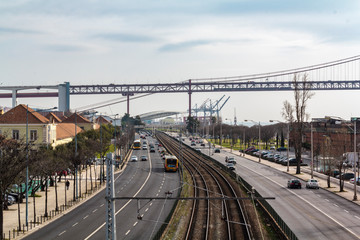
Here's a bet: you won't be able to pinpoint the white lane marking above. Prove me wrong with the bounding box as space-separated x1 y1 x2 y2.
150 203 153 206
316 194 321 197
59 230 66 236
355 216 360 220
325 199 330 202
84 151 153 240
93 209 97 213
334 204 339 207
145 208 149 212
100 204 104 207
241 164 360 239
83 215 89 219
344 210 349 213
72 222 78 227
125 230 130 235
133 222 138 226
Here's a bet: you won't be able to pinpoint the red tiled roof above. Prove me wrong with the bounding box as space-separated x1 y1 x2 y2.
45 112 62 123
0 104 49 124
56 123 83 140
61 113 91 124
96 116 111 124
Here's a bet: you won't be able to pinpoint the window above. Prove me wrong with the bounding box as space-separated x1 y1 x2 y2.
30 130 37 141
12 130 19 140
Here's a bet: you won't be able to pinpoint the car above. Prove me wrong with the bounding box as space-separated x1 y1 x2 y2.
214 148 220 153
277 147 287 152
195 148 201 152
226 163 235 171
228 159 236 165
225 156 234 162
270 146 276 150
150 147 155 152
245 146 256 152
142 145 148 150
130 156 138 162
350 177 360 185
336 172 355 180
191 142 196 146
5 195 16 205
287 179 301 189
200 143 205 146
306 179 319 189
140 155 148 161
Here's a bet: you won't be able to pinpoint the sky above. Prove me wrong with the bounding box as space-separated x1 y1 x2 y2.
1 0 360 125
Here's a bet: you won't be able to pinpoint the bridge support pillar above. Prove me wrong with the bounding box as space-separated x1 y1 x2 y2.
188 79 192 117
12 89 17 108
122 93 134 115
58 82 70 112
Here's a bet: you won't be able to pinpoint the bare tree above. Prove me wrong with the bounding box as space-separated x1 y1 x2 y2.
282 74 314 174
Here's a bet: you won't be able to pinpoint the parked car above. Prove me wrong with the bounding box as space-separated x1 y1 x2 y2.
191 142 196 146
350 177 360 185
306 179 319 189
214 148 220 153
226 163 235 171
140 155 148 161
5 195 16 205
245 146 256 152
288 179 302 189
130 155 138 162
200 143 205 146
277 147 287 152
270 146 276 150
336 173 355 180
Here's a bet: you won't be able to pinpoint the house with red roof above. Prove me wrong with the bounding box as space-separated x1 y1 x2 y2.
0 104 83 147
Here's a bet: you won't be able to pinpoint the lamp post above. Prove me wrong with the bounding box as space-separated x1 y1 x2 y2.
245 119 261 162
270 120 290 172
25 105 57 226
351 118 358 201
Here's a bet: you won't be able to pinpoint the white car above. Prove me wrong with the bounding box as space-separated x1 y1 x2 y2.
350 177 360 185
306 179 319 189
130 155 138 162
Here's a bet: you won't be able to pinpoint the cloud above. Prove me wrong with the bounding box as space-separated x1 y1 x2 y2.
44 44 88 52
0 26 41 34
158 40 212 52
94 33 156 43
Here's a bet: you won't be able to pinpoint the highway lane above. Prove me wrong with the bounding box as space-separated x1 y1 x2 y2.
24 136 180 240
182 136 360 239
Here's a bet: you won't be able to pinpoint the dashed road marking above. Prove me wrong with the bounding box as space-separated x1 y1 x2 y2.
133 222 138 226
100 204 104 207
325 199 330 202
72 222 78 227
145 208 149 212
125 230 130 235
334 204 339 207
355 216 360 220
344 210 349 213
59 230 66 236
93 209 98 213
84 215 89 219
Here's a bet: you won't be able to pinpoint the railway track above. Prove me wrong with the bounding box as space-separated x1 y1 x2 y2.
156 132 255 240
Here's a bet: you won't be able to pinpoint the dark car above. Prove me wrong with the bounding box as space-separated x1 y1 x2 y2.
191 142 196 146
287 179 302 189
277 147 287 152
336 173 355 180
214 148 220 153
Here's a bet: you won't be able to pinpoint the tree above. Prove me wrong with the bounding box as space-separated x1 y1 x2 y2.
0 136 27 239
186 116 199 134
282 74 314 174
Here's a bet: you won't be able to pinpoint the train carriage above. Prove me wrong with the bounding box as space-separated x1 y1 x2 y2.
164 155 179 172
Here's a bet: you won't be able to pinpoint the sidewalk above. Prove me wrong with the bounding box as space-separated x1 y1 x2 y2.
3 155 132 240
215 144 360 206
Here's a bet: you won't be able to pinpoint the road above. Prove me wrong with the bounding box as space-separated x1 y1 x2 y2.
183 136 360 240
24 135 180 240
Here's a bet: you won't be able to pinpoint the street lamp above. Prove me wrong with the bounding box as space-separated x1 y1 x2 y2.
270 120 290 172
245 119 261 162
25 105 57 226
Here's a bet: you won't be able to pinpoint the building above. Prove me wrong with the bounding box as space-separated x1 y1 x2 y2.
0 104 83 147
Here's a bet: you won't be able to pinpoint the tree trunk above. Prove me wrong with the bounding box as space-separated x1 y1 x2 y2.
90 164 93 190
327 174 331 188
85 164 88 194
44 177 48 217
0 189 3 240
55 175 59 211
17 187 21 230
33 192 36 223
73 166 76 201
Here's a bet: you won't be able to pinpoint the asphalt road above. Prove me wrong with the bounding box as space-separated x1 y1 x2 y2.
24 136 180 240
183 136 360 240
